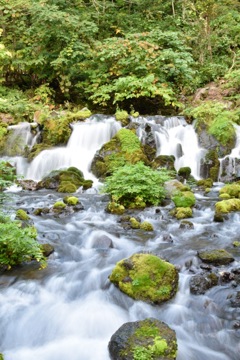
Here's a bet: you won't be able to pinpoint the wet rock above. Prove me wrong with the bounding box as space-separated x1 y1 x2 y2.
190 273 219 295
219 271 235 283
92 235 113 249
162 233 173 242
109 253 179 304
198 249 234 266
227 291 240 308
18 180 38 191
213 212 224 222
179 220 194 229
108 318 178 360
151 155 175 171
233 321 240 329
41 243 54 257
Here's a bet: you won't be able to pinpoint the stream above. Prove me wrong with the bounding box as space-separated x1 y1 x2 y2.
0 116 240 360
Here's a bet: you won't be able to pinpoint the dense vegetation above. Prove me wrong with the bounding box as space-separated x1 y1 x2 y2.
0 0 239 116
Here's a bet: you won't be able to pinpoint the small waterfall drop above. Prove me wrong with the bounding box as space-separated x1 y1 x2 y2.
25 116 121 181
6 122 40 154
219 124 240 182
144 117 206 179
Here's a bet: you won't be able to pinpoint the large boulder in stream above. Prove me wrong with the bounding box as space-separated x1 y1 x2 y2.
90 128 148 179
37 167 93 193
109 253 178 304
198 249 234 266
108 318 178 360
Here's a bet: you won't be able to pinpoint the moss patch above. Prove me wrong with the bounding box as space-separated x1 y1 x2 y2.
198 249 234 265
109 253 178 304
219 183 240 198
215 198 240 213
171 190 195 208
16 209 30 221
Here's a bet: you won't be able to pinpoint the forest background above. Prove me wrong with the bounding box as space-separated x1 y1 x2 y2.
0 0 239 120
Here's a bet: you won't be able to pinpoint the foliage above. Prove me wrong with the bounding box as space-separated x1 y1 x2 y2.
102 162 173 207
171 191 196 208
0 161 17 190
0 213 46 269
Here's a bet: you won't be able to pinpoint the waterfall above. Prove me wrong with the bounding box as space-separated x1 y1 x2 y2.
6 122 40 153
139 116 206 179
24 116 121 181
219 124 240 182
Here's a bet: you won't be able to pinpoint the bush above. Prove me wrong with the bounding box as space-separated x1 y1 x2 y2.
0 161 17 191
0 214 46 269
102 162 173 207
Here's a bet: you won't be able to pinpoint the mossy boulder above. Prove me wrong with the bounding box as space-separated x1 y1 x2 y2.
106 202 125 215
219 193 231 200
177 166 191 180
171 207 193 220
197 178 213 189
233 241 240 247
41 243 54 257
151 155 175 171
109 253 179 304
219 183 240 198
63 196 79 206
164 180 190 198
16 209 30 221
108 318 177 360
198 249 234 266
53 201 66 210
215 199 240 213
140 221 154 231
200 149 220 181
37 167 92 193
91 128 149 179
115 110 129 126
130 217 141 229
171 190 196 208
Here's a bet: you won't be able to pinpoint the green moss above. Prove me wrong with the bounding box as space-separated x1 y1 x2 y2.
0 353 4 360
174 207 193 219
83 180 93 190
205 150 220 182
151 155 175 171
178 167 191 179
215 198 240 213
71 108 92 120
58 182 77 193
27 143 51 161
130 217 141 229
109 253 179 304
198 249 234 265
140 221 154 231
171 190 195 208
219 193 231 199
197 178 213 189
53 201 66 209
219 183 240 198
63 196 79 206
115 110 129 126
233 241 240 247
16 209 30 221
106 201 125 215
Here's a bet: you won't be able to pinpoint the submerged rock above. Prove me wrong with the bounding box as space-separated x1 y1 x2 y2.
198 249 234 266
109 253 178 304
91 235 113 249
108 318 177 360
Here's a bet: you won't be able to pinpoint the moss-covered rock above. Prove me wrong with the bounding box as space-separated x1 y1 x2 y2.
178 167 191 180
109 253 179 304
41 243 54 257
0 353 4 360
219 183 240 198
219 193 231 199
130 217 141 229
197 178 213 189
171 207 193 220
151 155 176 171
53 201 66 209
16 209 30 221
171 190 196 208
198 249 234 266
201 149 220 181
164 180 190 198
63 196 79 206
27 143 51 162
233 241 240 247
91 128 149 179
115 110 129 126
140 221 154 231
215 199 240 213
108 318 177 360
106 202 125 215
38 167 92 193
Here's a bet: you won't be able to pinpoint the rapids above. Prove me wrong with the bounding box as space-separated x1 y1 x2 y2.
0 116 239 360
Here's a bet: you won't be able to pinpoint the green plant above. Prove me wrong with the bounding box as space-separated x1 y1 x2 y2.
0 161 17 190
102 162 173 207
0 213 46 269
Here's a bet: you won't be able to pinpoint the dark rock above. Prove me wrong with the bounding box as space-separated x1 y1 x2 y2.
198 249 234 266
190 273 219 295
41 243 54 257
108 318 177 360
213 212 224 222
219 271 235 283
228 291 240 308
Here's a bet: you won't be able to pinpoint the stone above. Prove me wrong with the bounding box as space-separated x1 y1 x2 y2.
198 249 234 266
190 273 219 295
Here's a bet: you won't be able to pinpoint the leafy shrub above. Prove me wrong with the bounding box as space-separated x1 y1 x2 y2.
0 213 46 269
102 162 173 207
0 161 17 190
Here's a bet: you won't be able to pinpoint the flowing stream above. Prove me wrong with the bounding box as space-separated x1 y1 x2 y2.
0 116 239 360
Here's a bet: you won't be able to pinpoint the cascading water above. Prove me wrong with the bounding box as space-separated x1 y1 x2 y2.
0 115 239 360
219 124 240 182
23 116 121 181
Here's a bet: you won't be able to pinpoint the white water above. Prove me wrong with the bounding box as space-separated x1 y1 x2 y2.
155 117 206 179
7 122 40 151
219 124 240 181
24 116 121 181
